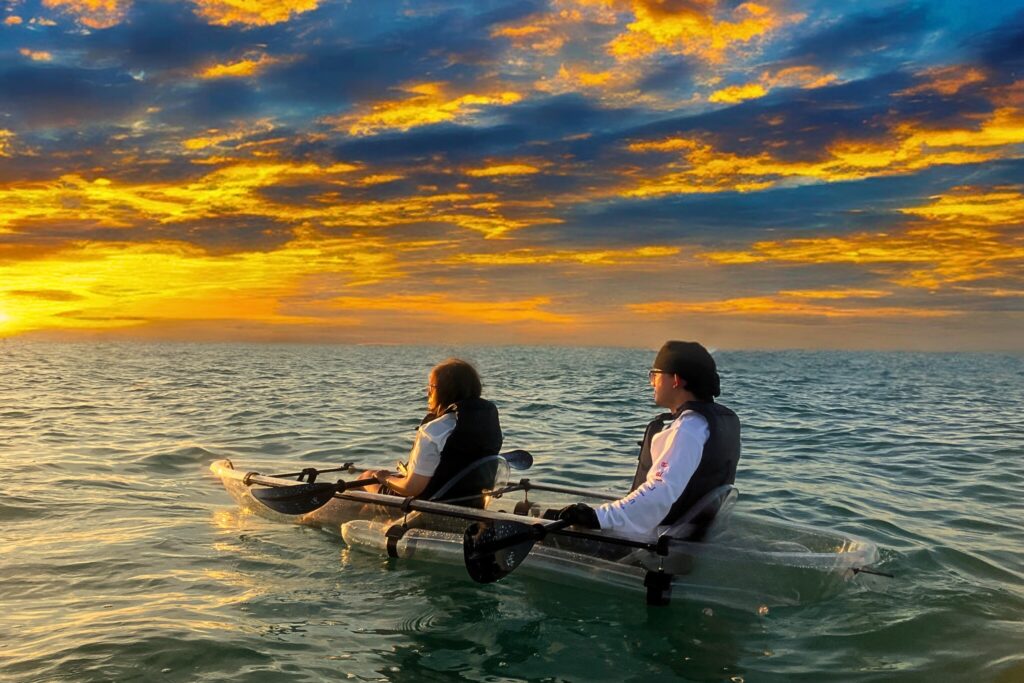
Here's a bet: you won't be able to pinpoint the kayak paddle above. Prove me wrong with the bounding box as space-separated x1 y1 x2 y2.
463 517 572 583
252 477 377 514
250 449 534 515
502 449 533 471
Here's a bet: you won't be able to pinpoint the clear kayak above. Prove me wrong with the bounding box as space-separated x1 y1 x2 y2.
210 458 883 610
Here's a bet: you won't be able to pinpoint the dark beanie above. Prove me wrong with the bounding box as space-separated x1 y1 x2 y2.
653 340 721 400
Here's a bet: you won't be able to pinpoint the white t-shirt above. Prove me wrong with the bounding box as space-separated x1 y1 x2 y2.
405 412 457 478
595 410 710 541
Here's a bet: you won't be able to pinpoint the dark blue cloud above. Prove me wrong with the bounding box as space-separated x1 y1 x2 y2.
330 94 642 166
77 1 256 72
636 57 697 94
530 161 1018 248
576 67 1001 168
781 4 933 69
501 93 646 137
335 123 532 163
973 9 1024 83
260 6 513 109
154 79 262 125
471 0 547 29
0 64 145 127
265 43 435 108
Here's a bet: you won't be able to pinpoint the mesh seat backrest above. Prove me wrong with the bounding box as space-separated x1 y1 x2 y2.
427 455 508 508
661 484 738 541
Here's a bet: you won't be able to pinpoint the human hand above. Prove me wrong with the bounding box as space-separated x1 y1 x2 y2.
557 503 600 529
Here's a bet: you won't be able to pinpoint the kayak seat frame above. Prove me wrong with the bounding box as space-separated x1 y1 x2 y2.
661 484 738 543
386 455 512 540
427 454 511 508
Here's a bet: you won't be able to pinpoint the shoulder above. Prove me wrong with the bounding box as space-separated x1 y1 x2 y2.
669 410 710 439
420 412 457 441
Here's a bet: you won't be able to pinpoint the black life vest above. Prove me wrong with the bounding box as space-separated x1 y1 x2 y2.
629 400 741 526
418 397 503 505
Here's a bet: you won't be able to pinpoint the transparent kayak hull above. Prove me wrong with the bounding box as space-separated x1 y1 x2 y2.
211 459 881 610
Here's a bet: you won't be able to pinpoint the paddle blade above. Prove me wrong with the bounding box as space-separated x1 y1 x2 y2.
503 449 533 471
463 520 538 583
251 482 337 515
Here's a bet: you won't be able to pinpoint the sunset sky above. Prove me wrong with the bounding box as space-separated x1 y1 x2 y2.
1 0 1022 350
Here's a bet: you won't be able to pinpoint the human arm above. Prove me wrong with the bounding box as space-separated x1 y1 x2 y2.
370 413 456 497
370 468 431 497
593 413 709 538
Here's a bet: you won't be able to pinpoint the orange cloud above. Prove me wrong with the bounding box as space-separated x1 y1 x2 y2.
445 245 680 266
627 137 700 153
355 174 405 186
4 15 23 25
465 163 543 177
492 19 568 55
198 53 285 79
330 294 577 325
181 121 279 151
899 65 988 96
708 66 836 103
777 288 891 300
0 130 13 158
0 158 554 238
19 48 53 61
629 294 955 319
702 187 1024 291
623 102 1024 197
0 232 416 337
191 0 319 26
898 187 1024 225
764 65 838 90
533 62 647 103
606 1 799 64
337 82 523 136
708 82 766 103
42 0 128 28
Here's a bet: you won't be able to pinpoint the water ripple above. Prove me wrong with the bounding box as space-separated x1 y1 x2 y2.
1 342 1021 682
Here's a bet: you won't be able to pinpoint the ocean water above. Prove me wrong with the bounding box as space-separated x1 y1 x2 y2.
0 341 1021 682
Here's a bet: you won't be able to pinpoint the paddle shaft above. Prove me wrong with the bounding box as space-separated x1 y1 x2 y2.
242 471 659 552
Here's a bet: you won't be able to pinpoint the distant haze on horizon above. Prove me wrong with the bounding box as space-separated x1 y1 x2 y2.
1 0 1022 352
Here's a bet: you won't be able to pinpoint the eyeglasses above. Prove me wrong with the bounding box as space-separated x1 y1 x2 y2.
648 369 670 381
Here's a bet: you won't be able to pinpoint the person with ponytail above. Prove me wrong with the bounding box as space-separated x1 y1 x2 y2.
551 341 741 541
361 358 502 504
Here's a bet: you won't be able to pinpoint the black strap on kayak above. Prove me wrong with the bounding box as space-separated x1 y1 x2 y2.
644 570 673 606
385 524 408 558
644 538 675 606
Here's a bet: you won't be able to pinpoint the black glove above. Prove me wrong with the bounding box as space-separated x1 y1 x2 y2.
557 503 600 529
542 508 561 521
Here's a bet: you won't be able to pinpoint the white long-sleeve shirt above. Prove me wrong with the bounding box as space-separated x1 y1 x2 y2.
595 410 710 541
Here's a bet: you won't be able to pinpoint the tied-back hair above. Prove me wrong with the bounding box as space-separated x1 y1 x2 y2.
432 358 482 413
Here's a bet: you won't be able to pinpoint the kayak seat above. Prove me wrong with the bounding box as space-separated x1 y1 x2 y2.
388 455 509 534
427 454 511 509
661 484 738 542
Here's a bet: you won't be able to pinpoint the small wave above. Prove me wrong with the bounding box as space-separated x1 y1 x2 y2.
133 446 221 473
0 501 44 521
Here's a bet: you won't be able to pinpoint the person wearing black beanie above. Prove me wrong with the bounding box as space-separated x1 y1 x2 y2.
553 341 741 541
